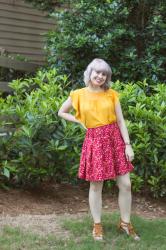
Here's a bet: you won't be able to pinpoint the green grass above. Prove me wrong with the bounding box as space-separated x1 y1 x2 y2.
0 213 166 250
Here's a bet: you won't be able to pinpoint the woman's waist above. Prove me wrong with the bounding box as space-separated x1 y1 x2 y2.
77 113 117 129
86 121 118 130
84 117 117 129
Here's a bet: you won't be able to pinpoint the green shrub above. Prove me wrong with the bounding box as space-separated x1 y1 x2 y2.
0 70 165 197
46 0 166 85
0 54 33 83
0 69 84 186
25 0 64 11
130 173 144 193
112 80 166 197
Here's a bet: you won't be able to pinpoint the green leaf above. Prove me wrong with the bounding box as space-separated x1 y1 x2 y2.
3 168 10 179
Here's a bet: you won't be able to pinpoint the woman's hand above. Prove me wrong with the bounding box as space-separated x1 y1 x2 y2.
125 145 134 162
80 122 87 130
76 119 87 130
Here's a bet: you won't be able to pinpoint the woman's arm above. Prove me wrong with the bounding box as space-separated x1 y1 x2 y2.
58 97 87 131
115 101 130 144
115 101 134 161
58 96 80 123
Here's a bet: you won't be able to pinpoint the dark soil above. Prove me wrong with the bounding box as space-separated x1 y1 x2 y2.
0 182 165 219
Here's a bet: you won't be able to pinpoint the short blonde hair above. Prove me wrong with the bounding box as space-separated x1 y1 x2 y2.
84 58 112 90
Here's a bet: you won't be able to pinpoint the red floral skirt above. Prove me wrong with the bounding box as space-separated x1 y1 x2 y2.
78 122 134 182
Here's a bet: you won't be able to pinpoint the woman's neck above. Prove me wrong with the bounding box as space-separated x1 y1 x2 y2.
87 85 103 93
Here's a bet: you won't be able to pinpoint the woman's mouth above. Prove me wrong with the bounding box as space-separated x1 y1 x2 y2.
96 79 103 83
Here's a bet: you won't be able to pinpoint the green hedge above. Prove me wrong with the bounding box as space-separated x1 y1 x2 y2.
0 70 165 197
46 0 166 84
113 80 166 197
0 69 83 186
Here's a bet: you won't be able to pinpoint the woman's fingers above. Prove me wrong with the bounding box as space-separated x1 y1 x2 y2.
125 152 129 161
125 151 134 162
128 154 134 162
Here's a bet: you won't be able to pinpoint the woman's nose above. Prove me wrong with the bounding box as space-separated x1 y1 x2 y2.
98 73 103 78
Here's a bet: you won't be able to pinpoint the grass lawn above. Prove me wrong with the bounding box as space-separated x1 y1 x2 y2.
0 213 165 250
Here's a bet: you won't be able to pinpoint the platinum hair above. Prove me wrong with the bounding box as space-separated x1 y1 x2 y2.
83 58 112 90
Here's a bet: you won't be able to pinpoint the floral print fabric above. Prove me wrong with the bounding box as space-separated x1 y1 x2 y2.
78 122 134 181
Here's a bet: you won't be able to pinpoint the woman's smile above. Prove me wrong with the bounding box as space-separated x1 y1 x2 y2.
90 70 107 86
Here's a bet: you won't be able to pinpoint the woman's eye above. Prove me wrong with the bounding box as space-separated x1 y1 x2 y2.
96 71 106 76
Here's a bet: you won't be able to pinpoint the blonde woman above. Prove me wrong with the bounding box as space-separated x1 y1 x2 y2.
58 58 140 241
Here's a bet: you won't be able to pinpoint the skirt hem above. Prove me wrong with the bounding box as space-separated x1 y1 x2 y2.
78 168 134 182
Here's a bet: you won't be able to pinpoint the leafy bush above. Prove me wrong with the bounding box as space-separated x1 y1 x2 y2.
112 80 166 197
0 54 33 83
25 0 64 11
46 0 166 85
0 70 165 197
0 69 84 186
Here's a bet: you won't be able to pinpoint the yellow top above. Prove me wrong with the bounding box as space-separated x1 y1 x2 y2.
69 87 120 128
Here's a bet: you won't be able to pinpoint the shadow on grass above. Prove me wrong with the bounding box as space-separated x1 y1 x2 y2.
61 213 166 250
0 213 165 250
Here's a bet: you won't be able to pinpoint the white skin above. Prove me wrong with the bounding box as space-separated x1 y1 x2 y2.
58 69 134 224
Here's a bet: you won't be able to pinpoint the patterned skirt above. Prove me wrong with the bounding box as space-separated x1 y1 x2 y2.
78 122 134 182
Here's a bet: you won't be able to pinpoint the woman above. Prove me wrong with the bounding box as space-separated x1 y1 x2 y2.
58 58 140 241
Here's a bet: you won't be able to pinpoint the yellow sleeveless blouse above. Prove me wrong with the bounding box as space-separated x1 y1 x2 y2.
69 87 120 128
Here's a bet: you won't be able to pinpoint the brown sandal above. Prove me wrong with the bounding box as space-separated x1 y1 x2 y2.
92 223 103 241
118 219 140 241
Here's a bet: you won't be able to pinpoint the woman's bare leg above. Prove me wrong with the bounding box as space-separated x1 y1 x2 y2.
116 173 132 223
89 181 104 223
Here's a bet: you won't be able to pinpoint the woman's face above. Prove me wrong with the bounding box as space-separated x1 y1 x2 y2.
90 69 107 87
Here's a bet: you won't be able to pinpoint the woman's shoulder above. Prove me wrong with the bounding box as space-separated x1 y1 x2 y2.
107 88 120 104
107 88 119 95
106 88 119 98
70 87 86 96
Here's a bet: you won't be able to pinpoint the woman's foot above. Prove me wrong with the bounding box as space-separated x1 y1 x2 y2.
118 219 140 241
92 223 103 241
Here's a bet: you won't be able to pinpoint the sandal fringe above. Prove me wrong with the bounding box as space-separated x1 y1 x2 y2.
92 223 103 241
118 219 140 241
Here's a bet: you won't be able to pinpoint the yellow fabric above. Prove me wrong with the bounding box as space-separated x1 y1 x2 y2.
69 87 120 128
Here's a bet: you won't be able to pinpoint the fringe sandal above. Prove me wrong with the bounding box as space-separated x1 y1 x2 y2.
118 219 140 241
92 223 103 241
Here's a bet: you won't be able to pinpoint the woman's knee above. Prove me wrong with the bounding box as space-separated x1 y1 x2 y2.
117 177 131 192
90 181 103 192
121 181 131 192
